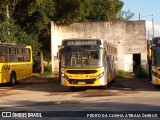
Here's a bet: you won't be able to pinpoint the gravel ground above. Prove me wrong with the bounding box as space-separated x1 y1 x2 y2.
0 74 160 107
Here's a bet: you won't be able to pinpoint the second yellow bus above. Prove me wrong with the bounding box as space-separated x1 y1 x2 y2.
0 43 33 85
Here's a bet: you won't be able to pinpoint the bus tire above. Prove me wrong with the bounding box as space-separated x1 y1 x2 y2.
9 72 16 86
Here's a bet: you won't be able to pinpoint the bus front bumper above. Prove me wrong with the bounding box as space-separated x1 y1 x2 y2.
61 77 106 87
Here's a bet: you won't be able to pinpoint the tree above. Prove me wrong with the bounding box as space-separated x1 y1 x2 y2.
53 0 84 24
0 18 41 62
87 0 124 22
12 0 54 33
53 0 124 23
12 0 55 72
117 9 134 21
0 0 134 73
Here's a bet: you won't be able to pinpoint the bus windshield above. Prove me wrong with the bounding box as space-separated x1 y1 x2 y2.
152 47 160 66
61 46 103 68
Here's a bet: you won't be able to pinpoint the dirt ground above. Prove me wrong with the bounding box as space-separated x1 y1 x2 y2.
0 74 159 107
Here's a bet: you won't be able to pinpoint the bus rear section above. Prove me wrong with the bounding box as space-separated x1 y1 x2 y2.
58 38 117 89
0 43 32 85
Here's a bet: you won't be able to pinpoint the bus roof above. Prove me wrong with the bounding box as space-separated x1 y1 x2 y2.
61 38 117 48
0 42 29 47
63 38 101 40
62 38 103 46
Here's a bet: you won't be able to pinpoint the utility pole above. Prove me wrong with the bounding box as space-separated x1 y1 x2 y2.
148 31 150 40
152 14 154 37
6 4 10 42
139 13 140 20
6 5 10 18
51 21 55 74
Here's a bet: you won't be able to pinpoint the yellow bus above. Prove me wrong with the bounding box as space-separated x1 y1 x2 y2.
58 38 117 89
0 43 32 85
148 37 160 87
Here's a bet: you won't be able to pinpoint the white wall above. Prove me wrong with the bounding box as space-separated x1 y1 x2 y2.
51 21 147 72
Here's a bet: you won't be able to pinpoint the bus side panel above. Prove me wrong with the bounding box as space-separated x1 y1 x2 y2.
0 72 10 83
11 63 22 80
0 64 10 83
24 62 32 78
11 62 32 81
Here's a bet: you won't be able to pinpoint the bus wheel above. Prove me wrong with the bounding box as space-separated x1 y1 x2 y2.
9 72 16 86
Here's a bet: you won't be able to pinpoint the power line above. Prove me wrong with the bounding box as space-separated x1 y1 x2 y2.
132 15 152 19
132 14 155 38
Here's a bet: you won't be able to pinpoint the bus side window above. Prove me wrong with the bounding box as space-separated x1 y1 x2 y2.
17 48 24 62
18 57 24 62
24 49 30 62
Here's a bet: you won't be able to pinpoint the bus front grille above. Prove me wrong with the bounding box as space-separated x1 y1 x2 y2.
66 70 97 74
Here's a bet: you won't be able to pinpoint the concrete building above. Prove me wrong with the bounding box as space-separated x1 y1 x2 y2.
51 20 147 73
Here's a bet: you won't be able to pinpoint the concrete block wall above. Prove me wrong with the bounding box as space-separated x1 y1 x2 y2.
51 20 147 71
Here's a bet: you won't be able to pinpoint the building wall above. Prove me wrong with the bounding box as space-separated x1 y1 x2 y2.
51 21 147 72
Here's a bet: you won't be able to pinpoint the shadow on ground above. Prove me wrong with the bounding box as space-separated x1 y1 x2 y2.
0 74 159 98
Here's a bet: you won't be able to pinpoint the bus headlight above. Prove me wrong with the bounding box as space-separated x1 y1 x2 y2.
62 73 64 77
96 72 104 80
61 73 68 80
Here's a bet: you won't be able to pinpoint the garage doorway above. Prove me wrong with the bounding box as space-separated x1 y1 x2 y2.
133 54 141 72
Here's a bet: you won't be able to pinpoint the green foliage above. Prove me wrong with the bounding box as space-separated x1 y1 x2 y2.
116 69 129 78
0 0 134 70
13 0 55 34
42 64 59 76
0 18 41 61
117 9 134 21
53 0 84 24
43 64 52 76
0 19 18 43
0 18 30 44
12 0 54 62
135 66 149 78
84 0 124 22
53 0 124 23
